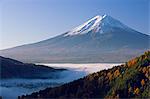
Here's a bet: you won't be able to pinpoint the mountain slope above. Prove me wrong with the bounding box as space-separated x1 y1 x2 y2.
0 56 66 79
0 15 149 63
20 51 150 98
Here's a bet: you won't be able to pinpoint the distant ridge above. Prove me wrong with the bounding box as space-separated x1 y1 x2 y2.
0 56 66 79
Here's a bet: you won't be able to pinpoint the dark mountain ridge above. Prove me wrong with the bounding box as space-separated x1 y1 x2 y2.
0 56 66 79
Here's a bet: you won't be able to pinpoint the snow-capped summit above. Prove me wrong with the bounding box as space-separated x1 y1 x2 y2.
64 15 103 36
64 14 128 36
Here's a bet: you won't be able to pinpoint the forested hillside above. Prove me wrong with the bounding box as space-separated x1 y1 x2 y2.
0 56 66 79
20 51 150 98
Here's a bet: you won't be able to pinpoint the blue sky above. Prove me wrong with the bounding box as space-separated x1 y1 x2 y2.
0 0 149 49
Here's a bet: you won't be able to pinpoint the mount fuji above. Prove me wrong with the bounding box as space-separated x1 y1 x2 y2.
1 15 149 63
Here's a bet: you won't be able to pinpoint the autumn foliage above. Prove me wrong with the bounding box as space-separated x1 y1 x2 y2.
20 51 150 99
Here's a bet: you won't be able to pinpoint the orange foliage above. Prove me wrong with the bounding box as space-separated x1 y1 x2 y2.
107 72 113 80
127 59 137 67
141 79 145 86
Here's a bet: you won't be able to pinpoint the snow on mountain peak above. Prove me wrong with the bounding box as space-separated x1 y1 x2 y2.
64 15 103 36
64 14 127 37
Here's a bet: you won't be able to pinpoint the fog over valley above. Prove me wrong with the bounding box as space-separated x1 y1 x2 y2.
0 63 121 99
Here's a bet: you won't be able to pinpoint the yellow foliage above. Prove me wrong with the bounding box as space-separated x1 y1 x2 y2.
114 70 120 78
134 88 140 95
107 72 113 80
